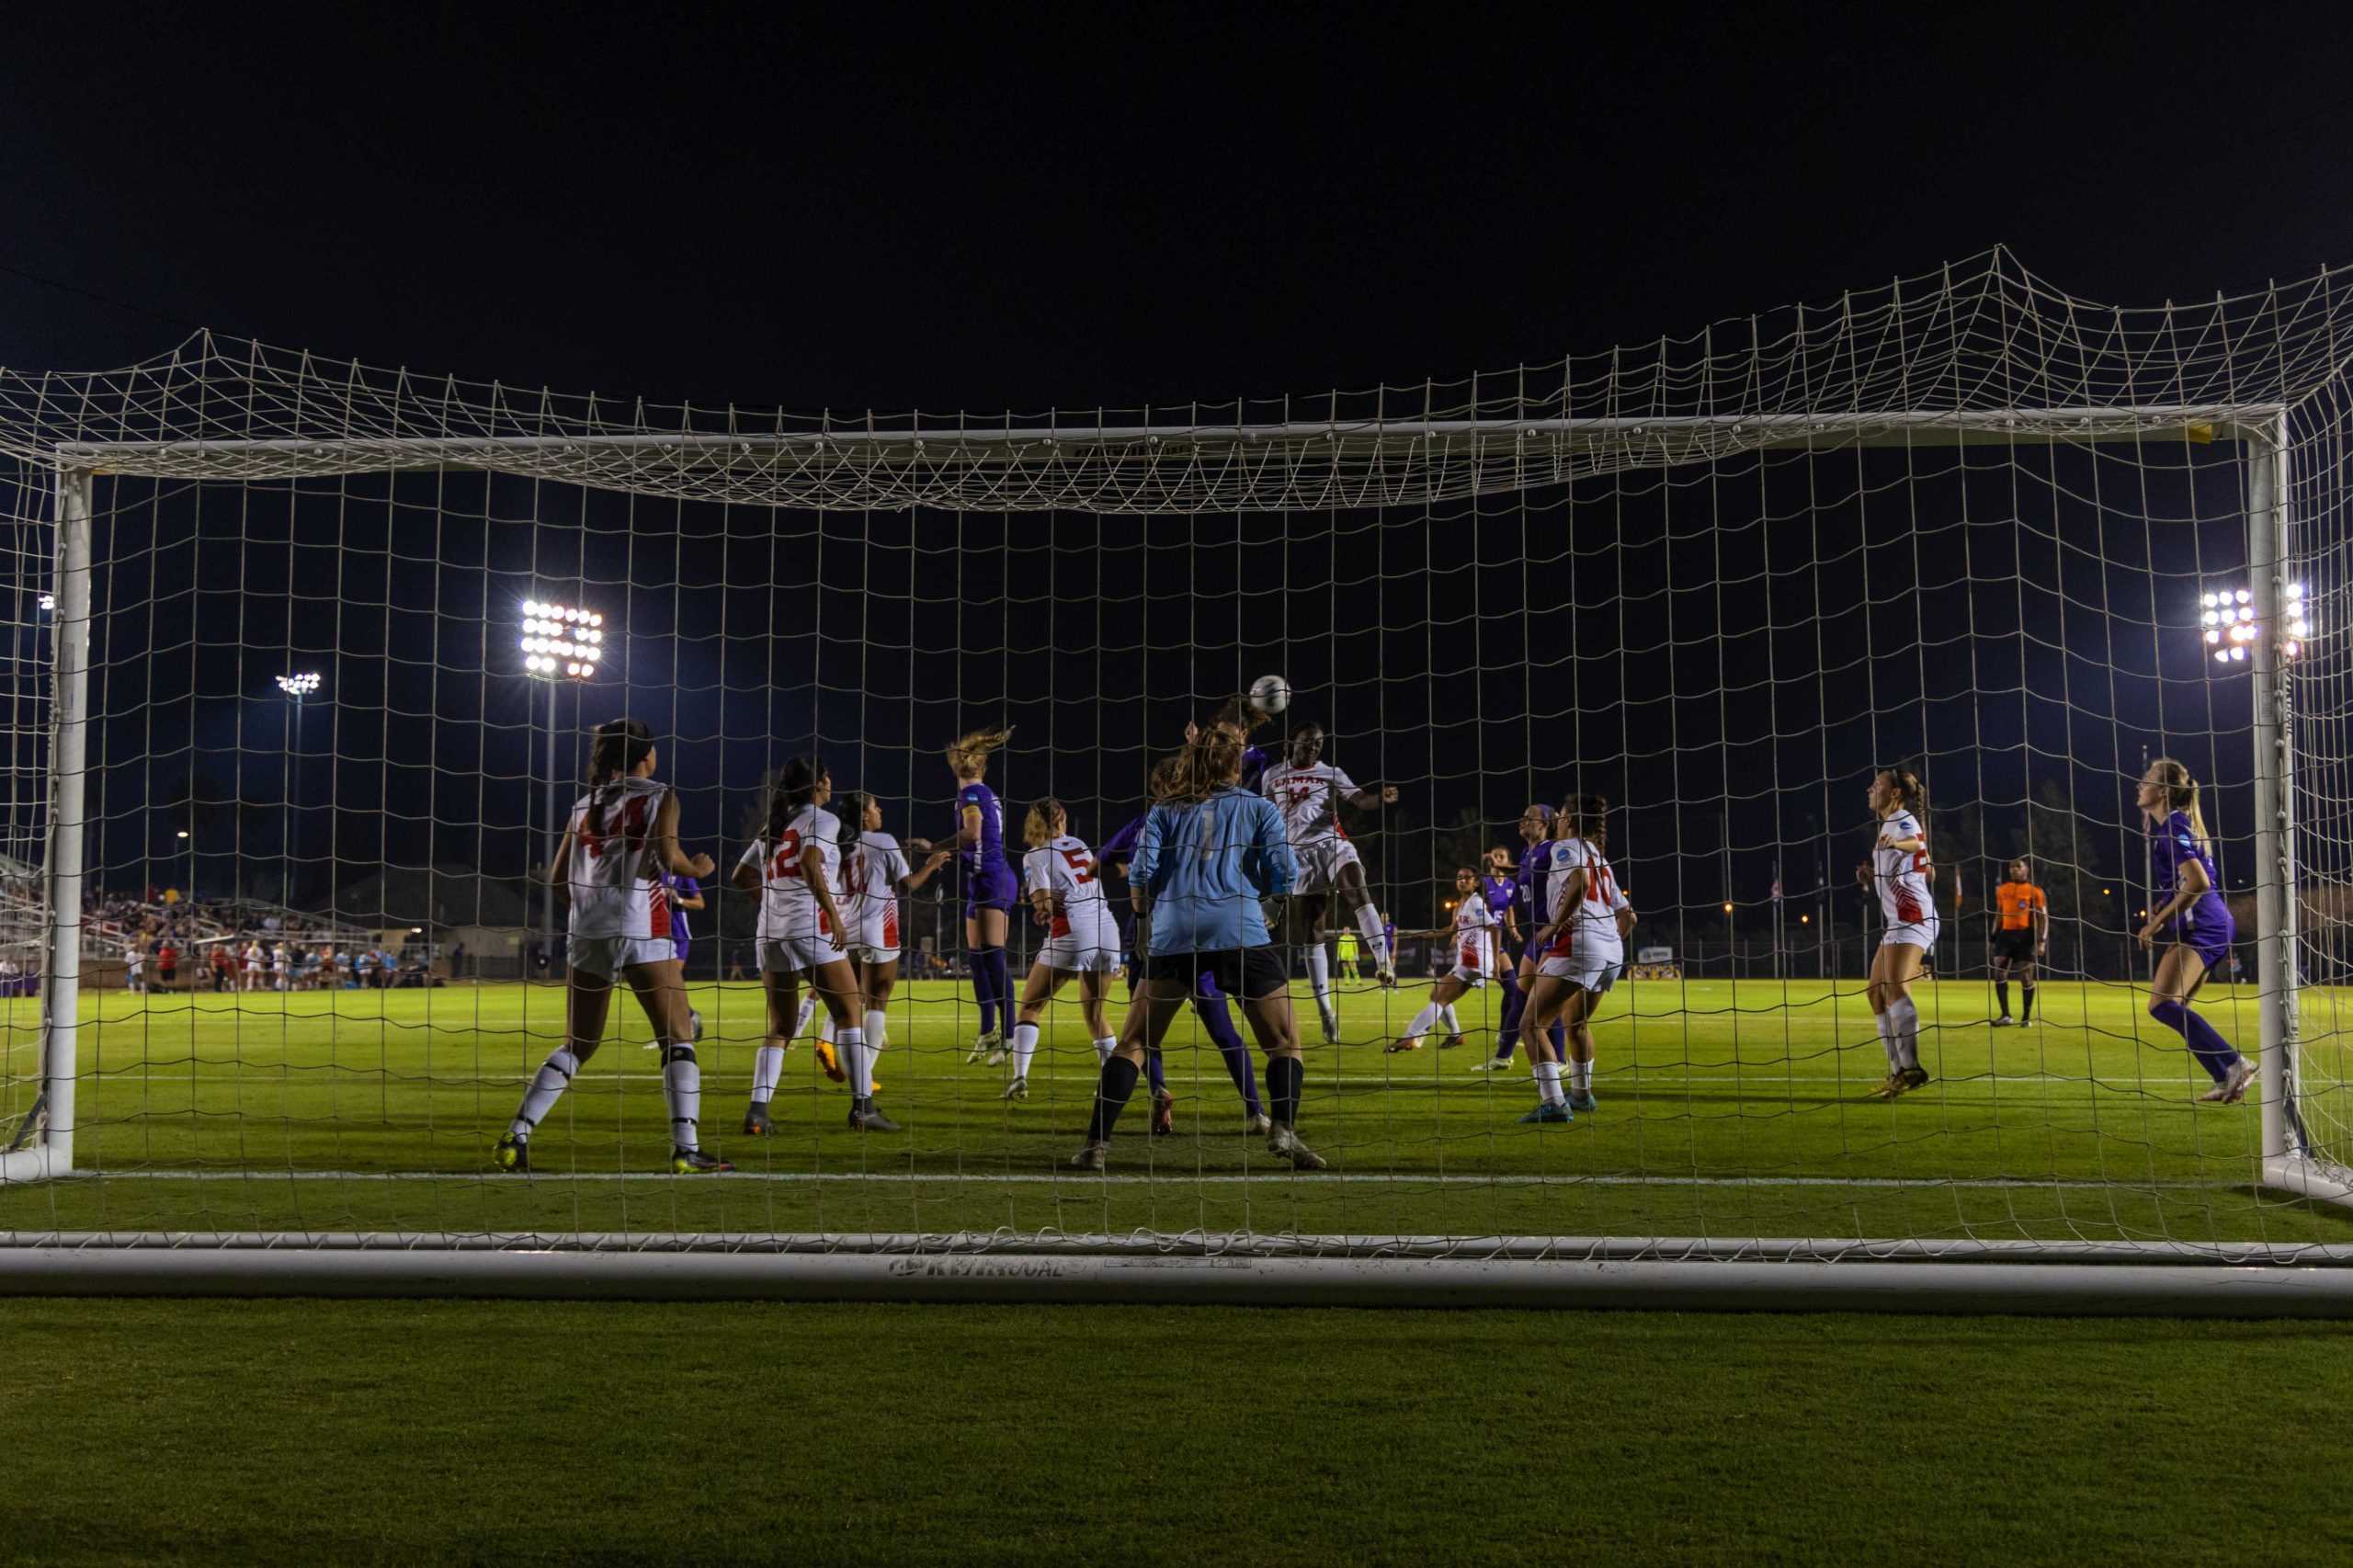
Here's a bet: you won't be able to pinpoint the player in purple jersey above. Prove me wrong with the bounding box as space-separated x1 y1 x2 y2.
1102 776 1270 1134
1473 804 1569 1073
668 870 705 1042
947 726 1020 1063
2136 756 2253 1103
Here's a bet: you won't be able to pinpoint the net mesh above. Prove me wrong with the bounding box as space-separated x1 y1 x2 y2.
1 246 2350 1262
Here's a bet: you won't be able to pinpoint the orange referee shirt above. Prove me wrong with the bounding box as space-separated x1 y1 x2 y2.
1995 881 2045 931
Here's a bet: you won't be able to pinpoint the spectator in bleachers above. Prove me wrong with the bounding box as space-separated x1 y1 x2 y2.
156 938 177 990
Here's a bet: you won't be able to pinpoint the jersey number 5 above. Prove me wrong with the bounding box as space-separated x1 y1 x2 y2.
1059 848 1097 884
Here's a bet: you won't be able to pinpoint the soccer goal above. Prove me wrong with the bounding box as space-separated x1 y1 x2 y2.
4 246 2352 1312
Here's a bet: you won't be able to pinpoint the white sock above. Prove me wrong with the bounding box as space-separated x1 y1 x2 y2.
819 1014 835 1044
1570 1056 1593 1094
663 1043 701 1151
1094 1035 1117 1064
1535 1061 1565 1106
837 1028 870 1105
1405 1001 1443 1039
1438 1003 1461 1037
511 1047 581 1138
1012 1021 1040 1080
1874 1010 1901 1071
793 995 817 1038
1357 904 1392 969
751 1042 784 1104
864 1008 888 1054
1888 997 1921 1072
1307 944 1333 1011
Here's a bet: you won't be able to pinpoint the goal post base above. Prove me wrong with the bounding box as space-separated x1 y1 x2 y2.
0 1146 66 1186
2262 1154 2353 1210
3 1238 2351 1315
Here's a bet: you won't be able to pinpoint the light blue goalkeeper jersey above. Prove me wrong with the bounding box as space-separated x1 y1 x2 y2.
1130 784 1297 955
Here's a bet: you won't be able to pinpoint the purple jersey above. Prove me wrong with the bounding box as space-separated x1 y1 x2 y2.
2151 810 2234 951
1483 873 1516 921
665 873 699 960
1514 840 1554 934
957 781 1007 874
1240 744 1272 794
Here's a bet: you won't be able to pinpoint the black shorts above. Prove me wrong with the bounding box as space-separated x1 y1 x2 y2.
1993 928 2038 965
1140 945 1287 1002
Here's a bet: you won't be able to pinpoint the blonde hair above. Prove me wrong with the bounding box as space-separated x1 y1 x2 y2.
1022 797 1066 848
946 725 1014 780
2148 756 2211 850
1156 727 1246 805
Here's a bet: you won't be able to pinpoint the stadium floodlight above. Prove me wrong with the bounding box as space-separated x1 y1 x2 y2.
2205 580 2312 665
36 593 51 613
519 599 599 682
275 671 322 699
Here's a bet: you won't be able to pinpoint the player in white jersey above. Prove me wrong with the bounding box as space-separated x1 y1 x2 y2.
1521 795 1636 1120
1388 866 1503 1052
732 756 896 1135
1000 800 1122 1100
801 791 952 1093
494 720 730 1175
1261 721 1402 1041
1858 766 1936 1100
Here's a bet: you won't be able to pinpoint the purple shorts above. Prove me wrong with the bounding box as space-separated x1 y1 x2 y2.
2173 913 2237 974
964 862 1018 919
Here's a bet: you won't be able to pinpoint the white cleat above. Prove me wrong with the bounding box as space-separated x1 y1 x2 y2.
1469 1056 1515 1073
965 1030 1000 1065
1990 1016 2014 1028
1001 1076 1029 1101
1266 1125 1327 1171
2200 1058 2258 1105
1319 1008 1341 1045
1245 1112 1272 1136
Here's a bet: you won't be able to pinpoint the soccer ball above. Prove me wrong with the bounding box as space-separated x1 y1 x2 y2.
1249 674 1292 715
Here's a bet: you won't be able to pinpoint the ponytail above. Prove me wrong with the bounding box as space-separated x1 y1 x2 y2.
1023 797 1067 848
835 790 874 858
946 725 1014 780
1563 793 1610 853
2149 756 2210 851
583 719 654 837
766 756 826 841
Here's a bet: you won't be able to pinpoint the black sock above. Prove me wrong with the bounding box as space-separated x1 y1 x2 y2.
1267 1054 1304 1127
1995 981 2010 1016
1086 1056 1140 1142
2021 983 2035 1022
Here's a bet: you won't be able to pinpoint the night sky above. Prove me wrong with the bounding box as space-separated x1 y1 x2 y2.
5 12 2351 970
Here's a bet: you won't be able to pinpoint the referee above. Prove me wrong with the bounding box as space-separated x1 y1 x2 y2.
1990 857 2048 1026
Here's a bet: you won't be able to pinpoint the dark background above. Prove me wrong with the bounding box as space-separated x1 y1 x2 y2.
5 9 2348 974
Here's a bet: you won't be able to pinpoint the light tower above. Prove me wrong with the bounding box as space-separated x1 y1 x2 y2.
519 599 604 945
274 672 324 907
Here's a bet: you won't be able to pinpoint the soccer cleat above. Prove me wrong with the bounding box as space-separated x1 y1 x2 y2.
1899 1065 1930 1093
1245 1112 1272 1136
689 1007 705 1043
1385 1035 1424 1054
743 1101 778 1137
2200 1058 2257 1105
813 1039 846 1084
492 1134 530 1173
1002 1076 1029 1101
1469 1056 1516 1073
1068 1141 1108 1172
985 1040 1012 1068
1266 1126 1327 1171
1990 1015 2015 1028
671 1147 733 1174
1151 1087 1176 1136
1439 1034 1465 1051
1866 1072 1904 1101
1319 1007 1342 1045
1518 1101 1574 1124
849 1103 902 1133
1567 1088 1597 1113
1375 964 1398 990
966 1030 1001 1065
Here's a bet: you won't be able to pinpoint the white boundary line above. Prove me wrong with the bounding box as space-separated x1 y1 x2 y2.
51 1169 2245 1190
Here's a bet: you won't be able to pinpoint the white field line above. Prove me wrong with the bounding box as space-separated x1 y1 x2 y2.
51 1169 2246 1190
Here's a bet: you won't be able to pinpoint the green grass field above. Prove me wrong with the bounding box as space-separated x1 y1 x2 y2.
5 974 2349 1249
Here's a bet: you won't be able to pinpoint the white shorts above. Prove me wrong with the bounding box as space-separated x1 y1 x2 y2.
1881 917 1940 952
759 934 850 976
1447 964 1491 989
1036 933 1122 973
1537 951 1621 994
568 935 677 979
1292 836 1362 895
848 904 902 966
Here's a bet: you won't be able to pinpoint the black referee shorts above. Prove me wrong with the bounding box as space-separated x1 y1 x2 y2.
1993 928 2038 965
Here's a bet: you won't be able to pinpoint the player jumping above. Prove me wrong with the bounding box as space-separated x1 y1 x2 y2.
948 727 1019 1065
494 719 730 1174
1261 721 1400 1042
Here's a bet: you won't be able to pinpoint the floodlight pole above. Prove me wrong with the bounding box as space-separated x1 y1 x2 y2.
4 468 92 1182
2246 414 2303 1183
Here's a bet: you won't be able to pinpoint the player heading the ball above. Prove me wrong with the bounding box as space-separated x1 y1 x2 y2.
1261 719 1401 1042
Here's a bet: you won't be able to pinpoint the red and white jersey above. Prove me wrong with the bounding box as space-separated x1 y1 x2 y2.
1261 761 1359 845
1873 809 1934 926
1543 836 1629 961
845 831 911 918
739 803 843 941
1453 895 1500 976
566 776 675 941
1022 834 1117 944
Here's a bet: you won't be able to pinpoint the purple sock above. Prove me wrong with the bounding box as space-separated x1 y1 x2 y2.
1195 975 1262 1114
1547 1018 1567 1059
971 949 996 1036
2152 999 2239 1082
1145 1046 1168 1095
974 945 1012 1037
1495 966 1528 1062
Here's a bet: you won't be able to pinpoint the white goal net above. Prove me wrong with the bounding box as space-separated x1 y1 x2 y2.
3 246 2350 1309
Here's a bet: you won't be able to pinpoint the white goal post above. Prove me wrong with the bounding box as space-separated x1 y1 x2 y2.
4 247 2352 1309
